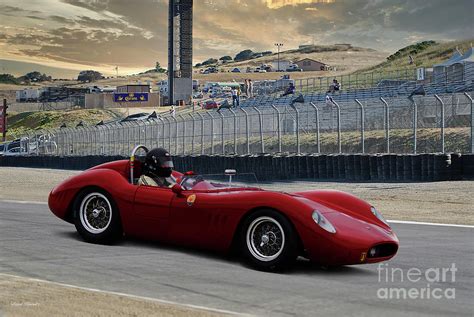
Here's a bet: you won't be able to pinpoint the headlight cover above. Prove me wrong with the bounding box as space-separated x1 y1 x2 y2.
312 210 336 233
371 206 390 227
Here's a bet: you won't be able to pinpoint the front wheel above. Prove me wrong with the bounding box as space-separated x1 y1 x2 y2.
240 209 298 271
73 189 122 244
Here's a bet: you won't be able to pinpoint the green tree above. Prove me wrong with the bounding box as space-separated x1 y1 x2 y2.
234 50 254 62
22 71 52 82
219 56 233 62
202 58 218 66
155 62 166 73
78 70 103 82
0 74 19 84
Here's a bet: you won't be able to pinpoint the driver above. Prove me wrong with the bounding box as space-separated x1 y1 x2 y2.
138 148 176 188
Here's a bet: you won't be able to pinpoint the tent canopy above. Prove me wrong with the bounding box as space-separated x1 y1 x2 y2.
434 48 474 68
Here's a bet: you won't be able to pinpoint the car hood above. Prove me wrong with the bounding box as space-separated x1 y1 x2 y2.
288 190 392 231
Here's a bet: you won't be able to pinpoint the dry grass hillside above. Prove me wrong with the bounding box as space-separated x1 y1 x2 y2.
2 40 472 93
358 39 474 73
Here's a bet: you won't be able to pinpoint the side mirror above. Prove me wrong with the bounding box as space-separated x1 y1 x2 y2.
171 184 185 195
225 169 237 187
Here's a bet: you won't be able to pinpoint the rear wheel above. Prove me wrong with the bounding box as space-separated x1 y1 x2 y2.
240 209 298 271
73 189 122 244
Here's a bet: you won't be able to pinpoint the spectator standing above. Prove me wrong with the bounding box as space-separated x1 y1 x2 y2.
236 86 241 107
248 79 254 98
170 105 176 118
231 87 239 107
244 79 250 97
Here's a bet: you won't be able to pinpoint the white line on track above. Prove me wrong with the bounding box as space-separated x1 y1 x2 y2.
387 220 474 229
0 199 47 205
0 273 249 316
1 199 473 228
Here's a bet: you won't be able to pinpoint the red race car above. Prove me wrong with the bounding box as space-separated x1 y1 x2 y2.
49 146 399 271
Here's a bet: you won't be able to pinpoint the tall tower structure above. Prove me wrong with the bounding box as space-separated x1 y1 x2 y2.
168 0 193 105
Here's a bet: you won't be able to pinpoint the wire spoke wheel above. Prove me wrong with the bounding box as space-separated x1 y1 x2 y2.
246 216 285 262
79 193 112 234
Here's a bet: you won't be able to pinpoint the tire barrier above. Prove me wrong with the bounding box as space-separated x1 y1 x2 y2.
462 154 474 179
1 153 472 182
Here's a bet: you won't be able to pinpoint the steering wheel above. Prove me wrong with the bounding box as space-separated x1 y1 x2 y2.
130 145 149 184
180 175 205 190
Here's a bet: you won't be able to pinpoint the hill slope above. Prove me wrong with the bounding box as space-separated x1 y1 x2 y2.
7 109 121 139
358 39 474 73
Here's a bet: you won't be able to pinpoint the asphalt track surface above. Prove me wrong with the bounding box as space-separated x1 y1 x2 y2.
0 200 473 317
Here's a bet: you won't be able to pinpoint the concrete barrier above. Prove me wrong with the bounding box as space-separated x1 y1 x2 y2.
1 153 471 182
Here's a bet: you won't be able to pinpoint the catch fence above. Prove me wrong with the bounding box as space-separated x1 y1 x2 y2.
10 92 472 157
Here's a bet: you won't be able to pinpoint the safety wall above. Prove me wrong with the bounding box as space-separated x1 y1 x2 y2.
1 153 473 182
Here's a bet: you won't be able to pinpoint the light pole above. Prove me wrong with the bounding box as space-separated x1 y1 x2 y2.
274 43 284 72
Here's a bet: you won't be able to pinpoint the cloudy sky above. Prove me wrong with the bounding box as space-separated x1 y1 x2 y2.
0 0 472 77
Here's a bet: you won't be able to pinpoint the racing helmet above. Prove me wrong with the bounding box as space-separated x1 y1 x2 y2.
144 148 174 177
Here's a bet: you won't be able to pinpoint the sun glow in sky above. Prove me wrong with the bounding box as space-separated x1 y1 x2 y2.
265 0 335 9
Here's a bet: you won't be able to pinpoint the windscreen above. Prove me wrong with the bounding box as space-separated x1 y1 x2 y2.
180 173 259 190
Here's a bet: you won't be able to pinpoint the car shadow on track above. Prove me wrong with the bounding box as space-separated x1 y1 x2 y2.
56 230 374 276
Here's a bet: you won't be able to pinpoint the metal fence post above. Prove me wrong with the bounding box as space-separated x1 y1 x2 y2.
309 102 320 153
68 128 74 155
240 108 250 154
105 125 112 155
229 109 237 154
207 112 215 155
78 127 84 155
177 115 186 155
137 121 145 148
412 99 417 154
171 115 178 155
112 124 117 154
330 99 342 153
380 97 390 153
434 94 445 153
218 111 225 154
189 113 196 154
253 107 265 153
355 99 365 154
196 112 204 155
176 115 183 154
271 105 282 153
124 122 130 154
83 126 90 155
157 118 165 149
464 93 473 153
163 117 171 151
291 104 300 154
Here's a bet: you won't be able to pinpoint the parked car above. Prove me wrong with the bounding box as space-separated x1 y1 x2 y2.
255 67 267 73
202 100 219 110
193 92 204 99
28 135 58 155
3 146 28 156
286 64 303 72
0 143 5 156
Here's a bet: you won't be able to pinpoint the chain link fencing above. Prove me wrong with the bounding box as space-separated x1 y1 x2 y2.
9 92 473 157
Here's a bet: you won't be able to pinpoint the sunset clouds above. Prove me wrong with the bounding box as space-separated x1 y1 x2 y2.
0 0 472 75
